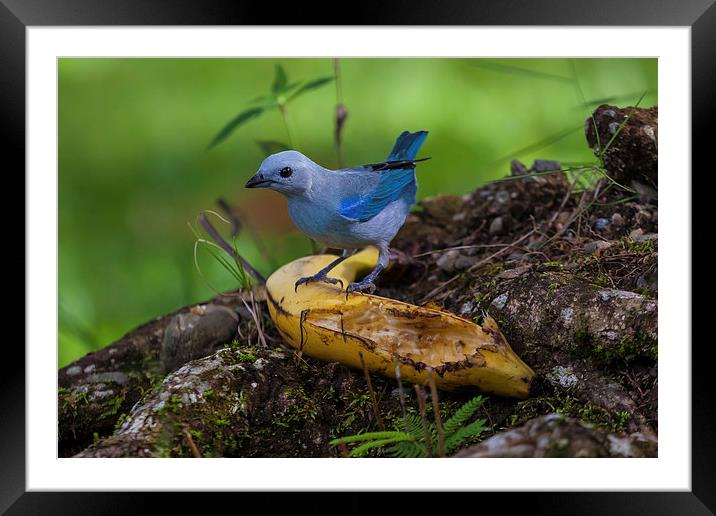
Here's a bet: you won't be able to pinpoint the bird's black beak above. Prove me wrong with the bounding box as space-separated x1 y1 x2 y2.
245 173 272 189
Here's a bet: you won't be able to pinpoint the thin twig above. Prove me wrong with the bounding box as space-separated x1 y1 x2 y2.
428 371 446 458
183 430 202 458
414 384 434 457
419 229 536 303
547 169 583 227
393 358 409 433
216 198 242 237
198 213 266 283
333 58 347 168
412 243 520 259
358 352 385 431
240 293 267 347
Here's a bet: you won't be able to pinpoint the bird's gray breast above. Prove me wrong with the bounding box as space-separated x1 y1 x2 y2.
287 195 410 249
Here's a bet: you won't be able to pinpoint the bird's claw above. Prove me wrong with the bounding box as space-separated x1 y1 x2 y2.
294 274 344 292
345 281 377 297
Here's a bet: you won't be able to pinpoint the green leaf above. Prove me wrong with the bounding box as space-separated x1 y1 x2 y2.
208 107 264 149
288 76 334 101
330 431 410 446
282 81 301 94
272 64 288 94
256 140 290 155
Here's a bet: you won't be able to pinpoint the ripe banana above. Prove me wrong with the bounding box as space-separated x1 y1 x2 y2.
265 248 534 398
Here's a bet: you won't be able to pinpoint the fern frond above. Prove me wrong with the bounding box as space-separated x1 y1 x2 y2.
443 395 486 436
387 440 427 458
404 414 426 439
445 418 487 453
349 435 416 457
330 431 410 446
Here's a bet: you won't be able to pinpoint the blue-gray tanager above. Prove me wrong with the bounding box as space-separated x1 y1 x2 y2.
245 130 429 294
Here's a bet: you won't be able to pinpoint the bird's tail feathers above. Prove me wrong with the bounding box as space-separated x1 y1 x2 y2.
387 130 428 161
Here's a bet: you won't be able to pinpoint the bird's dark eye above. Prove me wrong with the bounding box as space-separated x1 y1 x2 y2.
279 167 293 178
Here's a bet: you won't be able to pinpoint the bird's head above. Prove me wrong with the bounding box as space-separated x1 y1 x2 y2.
245 150 317 197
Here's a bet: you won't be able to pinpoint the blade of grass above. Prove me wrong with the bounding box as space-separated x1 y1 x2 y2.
197 212 265 283
485 125 583 171
470 60 574 83
600 90 648 157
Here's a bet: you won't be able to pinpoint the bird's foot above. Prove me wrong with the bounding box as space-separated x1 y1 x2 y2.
294 274 344 292
346 280 377 296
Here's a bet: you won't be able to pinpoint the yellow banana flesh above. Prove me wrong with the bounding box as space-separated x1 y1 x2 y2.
265 248 535 398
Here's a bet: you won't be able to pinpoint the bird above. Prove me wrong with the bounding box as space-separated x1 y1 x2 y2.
245 130 429 294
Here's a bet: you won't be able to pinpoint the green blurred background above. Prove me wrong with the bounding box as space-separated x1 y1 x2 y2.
58 58 657 367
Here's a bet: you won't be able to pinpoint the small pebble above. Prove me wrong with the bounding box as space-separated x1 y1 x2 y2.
65 365 82 376
491 293 509 310
489 217 505 235
593 218 610 231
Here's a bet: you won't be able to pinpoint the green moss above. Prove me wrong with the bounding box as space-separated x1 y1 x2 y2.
157 393 183 417
236 353 257 363
590 333 658 365
486 263 504 275
59 387 90 417
99 394 124 419
113 412 128 432
271 386 319 429
624 238 655 254
505 391 630 434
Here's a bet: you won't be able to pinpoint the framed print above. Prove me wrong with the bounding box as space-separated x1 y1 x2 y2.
3 0 712 512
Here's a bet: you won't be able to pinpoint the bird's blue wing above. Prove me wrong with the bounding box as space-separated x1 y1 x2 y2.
337 131 428 222
338 168 416 222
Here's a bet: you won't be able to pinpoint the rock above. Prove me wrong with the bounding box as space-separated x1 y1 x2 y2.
583 240 613 254
546 366 579 389
489 216 505 235
510 159 529 176
420 195 466 225
495 265 532 280
75 347 377 458
531 160 561 173
454 414 656 458
593 218 610 231
584 104 658 189
160 305 239 373
487 271 657 363
436 250 477 273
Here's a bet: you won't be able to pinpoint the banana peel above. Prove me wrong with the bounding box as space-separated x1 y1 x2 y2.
265 248 534 398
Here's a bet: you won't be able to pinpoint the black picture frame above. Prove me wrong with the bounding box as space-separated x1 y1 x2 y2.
3 0 710 512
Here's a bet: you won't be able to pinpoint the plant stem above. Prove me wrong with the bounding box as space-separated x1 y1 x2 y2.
358 351 385 431
333 58 347 167
428 371 446 458
414 384 434 457
393 358 409 433
198 213 266 283
278 104 296 149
